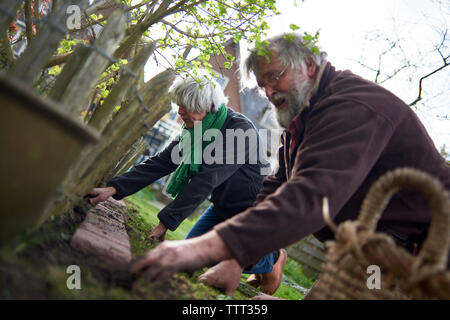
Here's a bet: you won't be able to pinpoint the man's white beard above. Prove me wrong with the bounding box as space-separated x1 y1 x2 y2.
274 76 314 129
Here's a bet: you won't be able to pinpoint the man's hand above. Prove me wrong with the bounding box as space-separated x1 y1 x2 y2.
131 230 233 283
148 221 167 241
87 186 117 204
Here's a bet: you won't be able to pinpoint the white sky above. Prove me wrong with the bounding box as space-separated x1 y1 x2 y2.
240 0 449 152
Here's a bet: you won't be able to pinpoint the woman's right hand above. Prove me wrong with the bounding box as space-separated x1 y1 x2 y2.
87 186 117 204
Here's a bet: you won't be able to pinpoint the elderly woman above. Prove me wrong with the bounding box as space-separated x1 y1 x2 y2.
88 72 287 296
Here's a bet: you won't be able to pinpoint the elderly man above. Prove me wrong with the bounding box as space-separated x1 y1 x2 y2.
129 33 450 289
88 73 286 295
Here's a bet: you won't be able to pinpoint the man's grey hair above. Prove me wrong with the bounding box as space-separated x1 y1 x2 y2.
169 71 229 113
245 33 327 77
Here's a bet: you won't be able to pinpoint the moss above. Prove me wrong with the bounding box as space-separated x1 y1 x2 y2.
122 206 156 258
124 189 317 300
0 209 136 299
282 258 317 289
273 282 304 300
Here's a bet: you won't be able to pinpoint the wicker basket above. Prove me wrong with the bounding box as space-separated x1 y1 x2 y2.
305 168 450 300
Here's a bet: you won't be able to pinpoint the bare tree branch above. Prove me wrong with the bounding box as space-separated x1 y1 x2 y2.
43 53 72 69
24 0 34 43
71 1 149 34
161 18 223 39
33 0 40 33
409 61 449 106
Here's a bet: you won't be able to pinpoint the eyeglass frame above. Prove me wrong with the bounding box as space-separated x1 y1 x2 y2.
258 66 288 90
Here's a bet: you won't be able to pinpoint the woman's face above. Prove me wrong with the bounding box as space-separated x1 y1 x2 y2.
178 105 208 128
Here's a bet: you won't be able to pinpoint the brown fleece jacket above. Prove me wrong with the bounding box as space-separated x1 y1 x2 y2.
214 62 450 269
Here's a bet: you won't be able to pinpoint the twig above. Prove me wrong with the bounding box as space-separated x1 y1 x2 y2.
409 61 449 107
71 1 148 34
24 0 34 43
43 53 72 68
161 19 222 39
33 0 41 33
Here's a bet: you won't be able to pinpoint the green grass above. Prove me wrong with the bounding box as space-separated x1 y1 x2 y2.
124 187 316 300
282 258 317 288
125 187 196 240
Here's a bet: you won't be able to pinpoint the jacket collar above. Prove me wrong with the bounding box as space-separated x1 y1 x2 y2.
302 60 330 110
304 60 331 109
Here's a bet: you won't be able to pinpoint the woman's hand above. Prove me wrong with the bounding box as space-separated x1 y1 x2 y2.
148 221 168 242
87 186 117 204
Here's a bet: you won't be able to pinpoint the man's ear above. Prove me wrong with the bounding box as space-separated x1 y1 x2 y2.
306 58 317 78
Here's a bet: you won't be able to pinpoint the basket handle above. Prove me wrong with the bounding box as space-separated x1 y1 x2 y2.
358 167 450 270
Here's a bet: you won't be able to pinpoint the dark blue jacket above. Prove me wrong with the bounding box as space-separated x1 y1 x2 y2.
108 108 270 230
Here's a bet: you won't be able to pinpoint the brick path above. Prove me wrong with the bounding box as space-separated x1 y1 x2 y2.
70 198 132 270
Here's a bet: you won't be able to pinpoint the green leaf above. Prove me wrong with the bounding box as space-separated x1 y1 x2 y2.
217 2 227 15
226 54 235 61
284 34 296 43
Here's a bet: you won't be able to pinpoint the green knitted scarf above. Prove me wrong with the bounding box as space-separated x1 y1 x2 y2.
166 104 227 198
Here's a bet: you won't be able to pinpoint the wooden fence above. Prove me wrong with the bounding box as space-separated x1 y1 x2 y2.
0 2 174 237
286 235 326 277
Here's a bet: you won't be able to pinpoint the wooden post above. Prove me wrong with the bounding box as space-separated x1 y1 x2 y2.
78 69 175 186
42 69 175 218
286 235 326 277
102 137 150 183
49 10 126 119
1 31 14 67
0 2 22 35
7 0 89 87
88 42 156 132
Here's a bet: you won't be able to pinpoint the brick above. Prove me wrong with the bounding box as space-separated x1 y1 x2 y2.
71 198 132 270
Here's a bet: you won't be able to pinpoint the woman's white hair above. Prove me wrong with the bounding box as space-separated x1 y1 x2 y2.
169 71 228 113
245 33 327 77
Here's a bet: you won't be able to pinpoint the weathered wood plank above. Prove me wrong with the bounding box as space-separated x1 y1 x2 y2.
113 137 150 177
88 42 156 132
42 69 175 219
49 10 126 119
7 0 89 86
0 1 22 36
304 235 325 249
102 137 150 184
2 31 14 66
289 244 327 262
79 69 175 185
286 235 326 275
286 249 324 273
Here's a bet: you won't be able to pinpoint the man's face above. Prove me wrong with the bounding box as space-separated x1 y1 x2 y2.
255 52 314 128
178 105 208 128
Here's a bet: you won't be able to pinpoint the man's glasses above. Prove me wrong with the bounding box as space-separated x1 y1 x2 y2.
258 67 287 92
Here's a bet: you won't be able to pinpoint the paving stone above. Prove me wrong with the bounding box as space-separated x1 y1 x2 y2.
71 197 132 270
